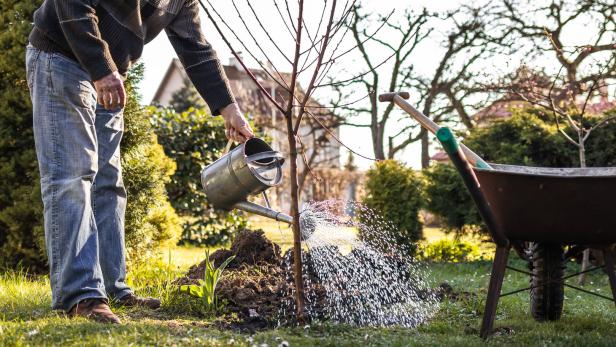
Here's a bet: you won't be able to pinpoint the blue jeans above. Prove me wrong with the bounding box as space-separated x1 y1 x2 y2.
26 45 132 311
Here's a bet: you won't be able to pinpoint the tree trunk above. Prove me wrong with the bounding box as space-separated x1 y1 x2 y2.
420 129 430 168
285 113 305 321
578 143 586 168
372 124 385 160
577 139 591 285
368 91 386 160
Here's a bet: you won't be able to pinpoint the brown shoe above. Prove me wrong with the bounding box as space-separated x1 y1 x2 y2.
68 298 121 324
116 293 161 309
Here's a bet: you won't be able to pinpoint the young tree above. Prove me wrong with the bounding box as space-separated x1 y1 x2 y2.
293 105 342 197
198 0 383 319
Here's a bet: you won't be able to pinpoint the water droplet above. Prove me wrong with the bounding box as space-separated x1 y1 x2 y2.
278 200 438 328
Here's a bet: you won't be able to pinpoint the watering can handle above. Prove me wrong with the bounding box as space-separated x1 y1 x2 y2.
246 151 285 185
223 139 233 155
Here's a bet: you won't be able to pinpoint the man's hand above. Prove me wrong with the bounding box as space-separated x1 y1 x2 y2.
93 71 126 110
220 103 254 143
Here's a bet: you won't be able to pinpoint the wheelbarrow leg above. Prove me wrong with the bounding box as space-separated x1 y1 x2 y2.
480 245 510 339
602 247 616 308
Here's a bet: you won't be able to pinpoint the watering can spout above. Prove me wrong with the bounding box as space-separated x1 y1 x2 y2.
233 201 293 224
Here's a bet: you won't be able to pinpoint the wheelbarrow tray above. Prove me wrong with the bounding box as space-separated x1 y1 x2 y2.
475 164 616 244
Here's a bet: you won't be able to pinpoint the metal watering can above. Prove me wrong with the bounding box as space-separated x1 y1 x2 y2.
201 138 293 224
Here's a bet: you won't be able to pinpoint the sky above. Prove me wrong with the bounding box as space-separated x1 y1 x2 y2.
138 0 601 169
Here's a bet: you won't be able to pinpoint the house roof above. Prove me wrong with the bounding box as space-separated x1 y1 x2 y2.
152 58 185 103
430 151 449 163
474 66 616 126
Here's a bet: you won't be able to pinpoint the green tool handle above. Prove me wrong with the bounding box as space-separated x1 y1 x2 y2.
436 128 509 247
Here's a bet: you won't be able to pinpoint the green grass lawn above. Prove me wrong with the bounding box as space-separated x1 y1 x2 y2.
2 241 616 346
251 218 469 252
252 216 473 242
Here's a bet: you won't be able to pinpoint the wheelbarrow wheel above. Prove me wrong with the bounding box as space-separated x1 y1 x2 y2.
529 243 565 321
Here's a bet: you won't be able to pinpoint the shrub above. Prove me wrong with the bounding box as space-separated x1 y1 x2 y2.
418 239 482 263
0 0 47 271
465 108 576 167
150 107 247 246
423 163 482 231
0 16 180 269
583 109 616 167
108 64 182 263
361 160 423 254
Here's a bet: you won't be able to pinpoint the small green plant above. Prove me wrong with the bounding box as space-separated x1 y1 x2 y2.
179 250 235 312
418 239 482 263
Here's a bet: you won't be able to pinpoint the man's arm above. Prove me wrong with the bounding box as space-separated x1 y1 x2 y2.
54 0 115 80
166 0 253 142
165 0 235 116
54 0 124 110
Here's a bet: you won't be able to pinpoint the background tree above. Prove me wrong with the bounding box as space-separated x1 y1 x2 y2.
494 0 616 96
198 0 389 318
336 4 502 167
333 6 431 161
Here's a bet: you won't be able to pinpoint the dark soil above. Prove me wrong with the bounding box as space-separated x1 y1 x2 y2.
434 282 477 302
175 230 303 331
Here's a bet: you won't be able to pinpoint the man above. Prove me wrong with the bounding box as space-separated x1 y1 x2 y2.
26 0 254 324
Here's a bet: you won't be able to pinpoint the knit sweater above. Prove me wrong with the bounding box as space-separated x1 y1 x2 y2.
29 0 234 115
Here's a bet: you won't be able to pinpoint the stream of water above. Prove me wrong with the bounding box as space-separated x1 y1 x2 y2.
279 200 438 328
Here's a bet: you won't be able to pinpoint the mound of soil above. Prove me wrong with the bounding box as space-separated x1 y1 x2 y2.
175 230 299 329
182 229 281 281
229 229 281 266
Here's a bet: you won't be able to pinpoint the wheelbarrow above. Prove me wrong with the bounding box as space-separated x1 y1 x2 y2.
380 92 616 338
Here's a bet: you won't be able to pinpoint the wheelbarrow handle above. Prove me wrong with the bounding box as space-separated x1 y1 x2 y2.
437 128 509 248
379 92 491 169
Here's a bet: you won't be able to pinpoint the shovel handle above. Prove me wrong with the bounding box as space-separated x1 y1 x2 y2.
379 92 491 169
379 92 410 102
